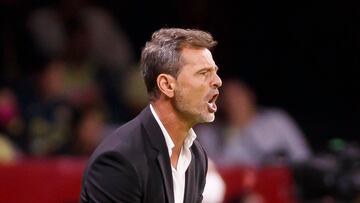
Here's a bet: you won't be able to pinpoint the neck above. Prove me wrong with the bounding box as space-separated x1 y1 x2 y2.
151 100 190 149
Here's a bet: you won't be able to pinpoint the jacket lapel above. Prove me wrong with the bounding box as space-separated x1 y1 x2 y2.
140 106 174 203
157 153 174 203
184 151 196 203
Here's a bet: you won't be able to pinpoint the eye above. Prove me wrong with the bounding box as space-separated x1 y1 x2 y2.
199 70 210 76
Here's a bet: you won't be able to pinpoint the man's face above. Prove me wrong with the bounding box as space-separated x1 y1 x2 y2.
172 47 222 124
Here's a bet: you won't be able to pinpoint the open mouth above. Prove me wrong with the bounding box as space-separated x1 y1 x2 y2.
207 93 219 113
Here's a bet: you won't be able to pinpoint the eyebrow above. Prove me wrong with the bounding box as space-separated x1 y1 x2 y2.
198 66 219 73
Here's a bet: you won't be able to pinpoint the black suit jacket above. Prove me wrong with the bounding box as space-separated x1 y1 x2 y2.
80 105 208 203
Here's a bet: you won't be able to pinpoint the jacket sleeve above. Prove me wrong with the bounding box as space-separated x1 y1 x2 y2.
80 151 142 203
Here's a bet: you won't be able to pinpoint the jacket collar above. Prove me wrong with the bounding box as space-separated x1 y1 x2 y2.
140 105 174 203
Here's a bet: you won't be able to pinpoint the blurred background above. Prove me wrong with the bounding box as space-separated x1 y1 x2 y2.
0 0 359 202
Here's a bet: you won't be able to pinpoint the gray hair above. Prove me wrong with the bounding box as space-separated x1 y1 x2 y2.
140 28 217 101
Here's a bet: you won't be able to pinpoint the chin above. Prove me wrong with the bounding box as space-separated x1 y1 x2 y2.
199 113 215 123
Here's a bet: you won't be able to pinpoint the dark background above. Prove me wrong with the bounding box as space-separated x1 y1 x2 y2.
1 0 359 151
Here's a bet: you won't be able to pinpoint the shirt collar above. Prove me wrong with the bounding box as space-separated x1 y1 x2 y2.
150 104 197 157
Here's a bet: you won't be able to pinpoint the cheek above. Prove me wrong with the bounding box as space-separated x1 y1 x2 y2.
176 76 208 103
184 86 208 105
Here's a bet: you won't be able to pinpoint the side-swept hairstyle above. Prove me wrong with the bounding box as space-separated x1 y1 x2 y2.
140 28 217 101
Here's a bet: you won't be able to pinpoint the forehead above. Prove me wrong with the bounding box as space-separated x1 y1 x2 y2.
180 47 216 67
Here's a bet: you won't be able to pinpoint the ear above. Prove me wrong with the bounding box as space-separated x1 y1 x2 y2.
157 73 176 98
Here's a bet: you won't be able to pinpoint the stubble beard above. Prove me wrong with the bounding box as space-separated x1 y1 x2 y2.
173 90 215 125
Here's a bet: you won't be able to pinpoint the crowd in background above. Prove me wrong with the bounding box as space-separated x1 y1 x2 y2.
1 0 148 159
1 0 359 202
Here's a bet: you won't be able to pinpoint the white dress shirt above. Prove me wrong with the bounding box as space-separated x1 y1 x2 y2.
150 104 196 203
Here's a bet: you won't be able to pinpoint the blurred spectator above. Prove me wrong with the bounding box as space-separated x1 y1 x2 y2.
24 0 138 156
27 0 136 122
197 78 312 168
24 59 111 156
0 88 25 154
25 65 76 156
196 78 312 202
0 88 23 163
27 0 135 70
43 61 102 107
64 106 107 156
0 134 17 163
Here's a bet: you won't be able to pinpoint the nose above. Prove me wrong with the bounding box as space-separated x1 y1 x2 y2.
212 73 222 88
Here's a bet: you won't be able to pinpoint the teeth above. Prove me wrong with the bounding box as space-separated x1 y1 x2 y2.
207 93 218 113
208 102 217 113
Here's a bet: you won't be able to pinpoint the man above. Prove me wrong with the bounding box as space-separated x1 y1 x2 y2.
80 28 222 203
